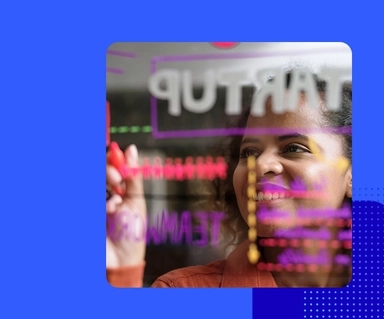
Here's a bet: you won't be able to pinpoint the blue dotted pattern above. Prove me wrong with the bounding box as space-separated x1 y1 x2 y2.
303 198 383 318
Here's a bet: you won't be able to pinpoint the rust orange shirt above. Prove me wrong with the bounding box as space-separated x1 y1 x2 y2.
107 240 277 288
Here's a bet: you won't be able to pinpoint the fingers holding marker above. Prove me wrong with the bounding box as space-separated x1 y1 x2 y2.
107 165 123 185
107 142 129 178
106 142 145 210
106 142 132 196
106 165 125 196
106 194 123 214
124 144 145 196
106 142 126 197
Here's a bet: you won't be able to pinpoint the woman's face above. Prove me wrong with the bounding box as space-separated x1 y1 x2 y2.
233 95 352 237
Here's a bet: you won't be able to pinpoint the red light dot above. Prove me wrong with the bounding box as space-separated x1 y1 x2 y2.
320 264 331 272
344 240 352 249
278 238 287 247
266 239 273 246
296 264 305 272
303 239 311 248
308 264 317 272
318 240 327 249
331 240 340 249
286 264 293 272
211 42 239 49
266 263 274 271
290 239 300 247
275 264 283 272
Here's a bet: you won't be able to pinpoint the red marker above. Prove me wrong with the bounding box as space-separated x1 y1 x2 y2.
106 102 128 196
107 142 129 196
107 142 129 178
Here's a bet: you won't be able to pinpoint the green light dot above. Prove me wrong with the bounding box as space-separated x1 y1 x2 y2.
118 126 129 133
141 126 152 132
130 126 140 133
110 127 118 133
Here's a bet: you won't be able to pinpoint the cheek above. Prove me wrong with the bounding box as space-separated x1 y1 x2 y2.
322 169 347 204
295 164 346 206
233 165 243 196
233 164 251 224
308 165 343 186
233 165 247 207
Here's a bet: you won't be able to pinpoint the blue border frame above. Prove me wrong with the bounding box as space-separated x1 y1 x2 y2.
2 1 383 318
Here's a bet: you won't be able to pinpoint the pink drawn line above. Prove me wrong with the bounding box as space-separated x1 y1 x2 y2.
107 67 125 74
261 190 328 199
107 50 137 58
290 191 324 199
120 156 227 181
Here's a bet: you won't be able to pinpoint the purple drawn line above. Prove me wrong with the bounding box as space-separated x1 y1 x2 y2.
151 47 349 63
107 50 137 58
150 59 159 136
152 126 352 139
150 96 159 135
151 58 157 74
107 67 125 74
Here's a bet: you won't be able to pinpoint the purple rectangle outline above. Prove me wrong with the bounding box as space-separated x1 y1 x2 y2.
150 47 351 139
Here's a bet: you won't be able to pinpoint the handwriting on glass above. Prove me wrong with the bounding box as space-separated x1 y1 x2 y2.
107 210 225 246
149 67 350 117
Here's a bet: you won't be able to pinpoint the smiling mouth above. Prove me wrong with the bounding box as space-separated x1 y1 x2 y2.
253 190 327 201
254 191 288 202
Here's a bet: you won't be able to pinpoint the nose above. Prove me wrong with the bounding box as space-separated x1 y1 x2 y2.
255 150 283 177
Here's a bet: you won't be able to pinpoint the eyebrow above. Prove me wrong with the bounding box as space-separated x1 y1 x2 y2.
241 134 309 145
276 133 309 142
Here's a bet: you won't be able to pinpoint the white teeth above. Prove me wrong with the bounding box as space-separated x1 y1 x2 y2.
255 191 287 201
264 192 273 200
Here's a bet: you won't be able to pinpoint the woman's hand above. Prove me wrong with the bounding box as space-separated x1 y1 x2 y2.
106 144 147 268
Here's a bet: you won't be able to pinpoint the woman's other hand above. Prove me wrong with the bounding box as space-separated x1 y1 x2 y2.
106 144 147 268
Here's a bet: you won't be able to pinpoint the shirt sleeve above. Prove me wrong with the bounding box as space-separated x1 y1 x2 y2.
106 262 145 287
150 278 172 288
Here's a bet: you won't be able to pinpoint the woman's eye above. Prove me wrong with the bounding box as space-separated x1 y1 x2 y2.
240 148 259 158
283 144 309 153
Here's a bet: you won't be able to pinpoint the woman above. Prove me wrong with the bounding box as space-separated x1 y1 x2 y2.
106 72 352 287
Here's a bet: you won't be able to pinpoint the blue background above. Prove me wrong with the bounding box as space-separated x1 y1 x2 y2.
1 1 382 318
